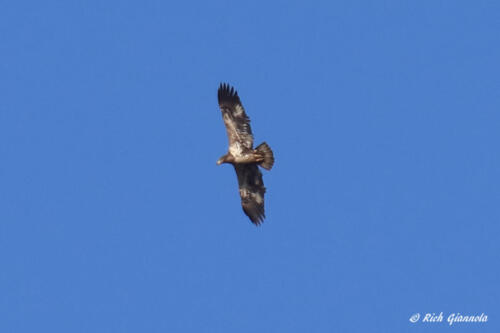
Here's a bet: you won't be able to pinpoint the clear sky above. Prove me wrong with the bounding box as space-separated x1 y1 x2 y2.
1 1 499 332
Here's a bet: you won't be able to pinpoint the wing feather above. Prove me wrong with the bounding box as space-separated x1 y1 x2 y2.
234 164 266 225
218 83 254 152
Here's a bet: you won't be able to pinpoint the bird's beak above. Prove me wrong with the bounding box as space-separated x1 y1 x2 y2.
216 159 222 165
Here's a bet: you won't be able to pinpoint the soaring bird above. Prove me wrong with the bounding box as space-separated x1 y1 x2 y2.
216 83 274 225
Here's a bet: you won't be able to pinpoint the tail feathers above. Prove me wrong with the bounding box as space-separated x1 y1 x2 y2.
256 142 274 170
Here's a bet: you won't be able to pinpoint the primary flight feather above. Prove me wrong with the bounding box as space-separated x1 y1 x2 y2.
216 83 274 225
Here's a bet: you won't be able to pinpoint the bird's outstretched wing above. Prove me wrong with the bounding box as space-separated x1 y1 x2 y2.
234 164 266 225
218 83 254 153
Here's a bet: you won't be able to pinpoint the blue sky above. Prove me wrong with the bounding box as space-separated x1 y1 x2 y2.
1 0 499 332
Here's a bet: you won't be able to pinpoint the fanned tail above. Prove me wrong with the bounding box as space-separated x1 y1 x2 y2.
256 142 274 170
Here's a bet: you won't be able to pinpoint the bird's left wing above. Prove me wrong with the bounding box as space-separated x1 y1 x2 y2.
218 83 254 151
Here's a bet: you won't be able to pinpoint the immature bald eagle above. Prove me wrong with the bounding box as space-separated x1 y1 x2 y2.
216 83 274 225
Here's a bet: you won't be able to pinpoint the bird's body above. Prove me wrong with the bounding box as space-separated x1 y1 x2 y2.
216 83 274 225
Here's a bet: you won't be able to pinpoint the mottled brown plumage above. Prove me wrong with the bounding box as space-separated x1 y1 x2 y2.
216 83 274 225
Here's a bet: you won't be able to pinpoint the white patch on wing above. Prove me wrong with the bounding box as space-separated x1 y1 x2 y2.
222 106 252 149
223 113 235 130
229 142 242 156
234 104 244 116
224 113 242 146
243 137 252 148
254 193 263 204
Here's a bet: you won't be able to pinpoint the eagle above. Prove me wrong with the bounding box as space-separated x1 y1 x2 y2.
216 83 274 225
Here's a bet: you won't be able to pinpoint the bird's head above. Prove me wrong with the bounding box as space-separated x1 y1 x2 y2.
216 154 233 166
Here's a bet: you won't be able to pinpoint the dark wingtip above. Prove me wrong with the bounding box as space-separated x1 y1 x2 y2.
218 82 240 105
250 216 264 226
252 217 264 226
244 206 265 226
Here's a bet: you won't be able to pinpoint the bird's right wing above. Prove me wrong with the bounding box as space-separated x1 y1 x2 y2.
234 163 266 225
